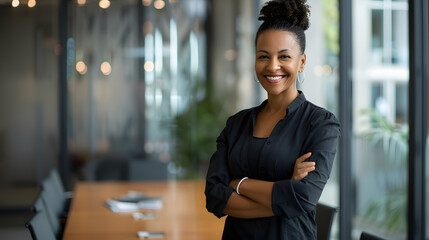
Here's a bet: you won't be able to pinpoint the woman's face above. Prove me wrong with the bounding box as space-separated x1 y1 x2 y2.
255 30 306 97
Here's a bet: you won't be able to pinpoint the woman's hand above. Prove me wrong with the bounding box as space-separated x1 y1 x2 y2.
292 152 315 181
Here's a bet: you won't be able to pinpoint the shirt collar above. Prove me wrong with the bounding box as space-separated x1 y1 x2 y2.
253 90 307 116
287 90 306 115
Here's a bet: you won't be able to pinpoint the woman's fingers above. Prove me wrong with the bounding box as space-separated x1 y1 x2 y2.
297 162 315 168
296 152 312 163
292 152 315 181
292 166 315 180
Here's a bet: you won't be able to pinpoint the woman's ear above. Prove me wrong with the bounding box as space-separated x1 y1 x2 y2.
300 53 307 72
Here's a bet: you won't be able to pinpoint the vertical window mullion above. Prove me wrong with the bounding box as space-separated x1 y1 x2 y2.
59 0 70 190
408 0 427 239
339 0 353 239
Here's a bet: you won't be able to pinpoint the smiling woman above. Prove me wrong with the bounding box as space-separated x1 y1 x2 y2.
255 30 306 101
204 0 341 239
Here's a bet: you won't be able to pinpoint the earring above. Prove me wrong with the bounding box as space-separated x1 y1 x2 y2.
297 72 305 84
254 72 259 83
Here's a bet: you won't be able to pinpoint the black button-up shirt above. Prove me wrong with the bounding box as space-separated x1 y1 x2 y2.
205 92 341 239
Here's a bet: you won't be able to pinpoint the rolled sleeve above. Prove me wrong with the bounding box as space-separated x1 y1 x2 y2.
272 112 340 219
205 120 234 218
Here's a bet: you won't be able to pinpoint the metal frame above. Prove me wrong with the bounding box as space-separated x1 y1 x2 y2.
58 0 69 190
339 0 353 239
408 0 428 239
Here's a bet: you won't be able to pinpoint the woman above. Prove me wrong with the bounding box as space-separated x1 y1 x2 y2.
205 0 340 239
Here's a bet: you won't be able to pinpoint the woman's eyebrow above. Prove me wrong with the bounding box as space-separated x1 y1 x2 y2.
256 49 292 54
257 50 269 54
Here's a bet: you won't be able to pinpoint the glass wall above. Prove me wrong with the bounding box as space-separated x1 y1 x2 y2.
66 0 209 181
352 0 408 239
0 2 59 185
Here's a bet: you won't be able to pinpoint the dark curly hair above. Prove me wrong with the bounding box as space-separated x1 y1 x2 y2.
255 0 311 54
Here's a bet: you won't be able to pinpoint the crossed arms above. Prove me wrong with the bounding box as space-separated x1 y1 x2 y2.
223 152 315 218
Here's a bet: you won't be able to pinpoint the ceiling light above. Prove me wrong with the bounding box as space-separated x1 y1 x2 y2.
11 0 19 7
154 0 165 9
99 0 110 9
28 0 36 7
100 61 112 75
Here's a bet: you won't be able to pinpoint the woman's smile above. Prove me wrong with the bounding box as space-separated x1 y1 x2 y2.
265 75 287 83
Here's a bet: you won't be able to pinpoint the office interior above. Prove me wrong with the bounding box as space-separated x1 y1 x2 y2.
0 0 427 239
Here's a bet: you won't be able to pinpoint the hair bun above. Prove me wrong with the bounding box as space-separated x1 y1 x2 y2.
258 0 310 31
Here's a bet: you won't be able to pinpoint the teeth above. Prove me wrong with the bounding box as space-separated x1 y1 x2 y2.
266 76 283 80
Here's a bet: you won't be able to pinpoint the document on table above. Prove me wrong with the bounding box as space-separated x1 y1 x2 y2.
105 191 163 212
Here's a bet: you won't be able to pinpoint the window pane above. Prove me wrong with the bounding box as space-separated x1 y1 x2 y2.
371 10 384 65
67 0 208 181
392 10 408 65
352 0 409 239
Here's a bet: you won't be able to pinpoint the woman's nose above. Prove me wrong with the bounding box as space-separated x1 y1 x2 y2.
267 59 280 71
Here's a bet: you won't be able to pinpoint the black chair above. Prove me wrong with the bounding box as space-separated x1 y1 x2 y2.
32 186 61 238
31 193 45 213
48 169 72 212
84 158 129 181
40 177 68 238
316 203 338 240
129 159 168 181
360 231 386 240
25 210 57 240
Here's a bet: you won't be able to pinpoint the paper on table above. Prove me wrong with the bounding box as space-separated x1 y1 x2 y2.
105 198 163 212
133 212 157 220
137 231 165 239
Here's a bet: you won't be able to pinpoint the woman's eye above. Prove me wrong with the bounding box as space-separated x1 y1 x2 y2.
279 55 290 59
257 55 269 59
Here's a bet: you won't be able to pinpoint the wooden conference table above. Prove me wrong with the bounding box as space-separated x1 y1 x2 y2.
62 180 225 240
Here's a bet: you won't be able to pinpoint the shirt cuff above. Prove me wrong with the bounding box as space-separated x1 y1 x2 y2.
271 180 305 219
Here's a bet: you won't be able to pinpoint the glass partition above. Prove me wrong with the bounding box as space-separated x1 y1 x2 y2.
67 0 208 181
352 0 408 239
0 1 60 184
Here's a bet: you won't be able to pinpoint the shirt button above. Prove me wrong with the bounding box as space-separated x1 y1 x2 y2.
267 141 271 145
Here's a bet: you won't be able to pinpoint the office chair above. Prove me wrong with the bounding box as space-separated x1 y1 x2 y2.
360 231 386 240
41 178 66 238
31 193 45 213
48 169 72 212
316 203 339 240
84 158 129 181
25 211 57 240
129 158 168 181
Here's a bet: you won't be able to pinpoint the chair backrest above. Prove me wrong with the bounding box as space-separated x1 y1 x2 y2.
40 179 62 236
25 211 57 240
129 159 168 181
32 193 45 213
360 231 386 240
316 203 339 240
85 158 129 181
49 169 66 198
48 168 72 212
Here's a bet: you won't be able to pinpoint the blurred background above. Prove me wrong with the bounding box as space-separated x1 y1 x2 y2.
0 0 425 239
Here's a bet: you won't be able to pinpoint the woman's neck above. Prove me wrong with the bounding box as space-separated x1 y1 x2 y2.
265 90 299 114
